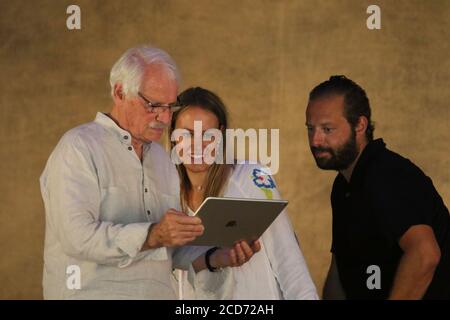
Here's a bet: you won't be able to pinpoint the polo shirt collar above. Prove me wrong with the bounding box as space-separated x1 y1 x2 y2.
346 138 386 187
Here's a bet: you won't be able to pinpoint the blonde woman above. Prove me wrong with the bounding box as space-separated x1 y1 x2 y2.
170 87 318 299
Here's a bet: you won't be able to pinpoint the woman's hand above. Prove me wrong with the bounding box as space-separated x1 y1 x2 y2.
211 240 262 268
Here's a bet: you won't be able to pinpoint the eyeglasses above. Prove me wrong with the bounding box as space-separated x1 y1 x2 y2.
138 92 183 114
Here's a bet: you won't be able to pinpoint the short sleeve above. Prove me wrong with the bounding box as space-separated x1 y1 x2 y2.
372 168 434 243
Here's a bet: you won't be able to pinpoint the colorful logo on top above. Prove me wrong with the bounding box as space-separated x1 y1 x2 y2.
251 168 276 199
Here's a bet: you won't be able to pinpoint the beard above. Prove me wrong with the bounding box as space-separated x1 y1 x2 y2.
311 129 359 171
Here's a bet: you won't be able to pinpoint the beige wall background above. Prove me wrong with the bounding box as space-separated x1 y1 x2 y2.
0 0 448 299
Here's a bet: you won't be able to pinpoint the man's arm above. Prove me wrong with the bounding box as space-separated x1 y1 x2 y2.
389 224 441 300
322 254 346 300
141 209 204 251
43 134 158 266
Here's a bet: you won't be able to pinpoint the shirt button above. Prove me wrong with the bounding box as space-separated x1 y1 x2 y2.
147 210 151 215
128 146 132 151
144 188 148 193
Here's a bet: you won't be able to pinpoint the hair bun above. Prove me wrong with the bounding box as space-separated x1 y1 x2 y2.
329 75 347 81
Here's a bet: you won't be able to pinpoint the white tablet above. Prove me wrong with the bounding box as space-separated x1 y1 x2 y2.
189 197 288 247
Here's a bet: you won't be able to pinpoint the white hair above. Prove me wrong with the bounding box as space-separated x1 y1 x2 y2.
109 45 181 98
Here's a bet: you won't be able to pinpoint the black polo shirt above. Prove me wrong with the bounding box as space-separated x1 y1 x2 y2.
331 138 450 299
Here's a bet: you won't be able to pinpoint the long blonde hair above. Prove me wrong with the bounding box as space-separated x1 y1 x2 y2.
170 87 234 213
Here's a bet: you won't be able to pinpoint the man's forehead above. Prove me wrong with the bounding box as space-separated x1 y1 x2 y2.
140 64 178 100
306 95 347 126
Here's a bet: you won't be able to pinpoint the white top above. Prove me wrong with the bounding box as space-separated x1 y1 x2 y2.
176 163 319 300
40 112 227 299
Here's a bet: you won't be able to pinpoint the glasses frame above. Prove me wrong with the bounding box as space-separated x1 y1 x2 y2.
138 91 183 114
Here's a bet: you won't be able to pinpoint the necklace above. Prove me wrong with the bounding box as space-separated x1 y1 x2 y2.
193 185 204 191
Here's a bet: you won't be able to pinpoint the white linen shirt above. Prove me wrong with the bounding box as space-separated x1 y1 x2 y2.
40 112 210 299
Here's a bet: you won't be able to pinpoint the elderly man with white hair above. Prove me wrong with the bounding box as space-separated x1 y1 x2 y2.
40 45 260 299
